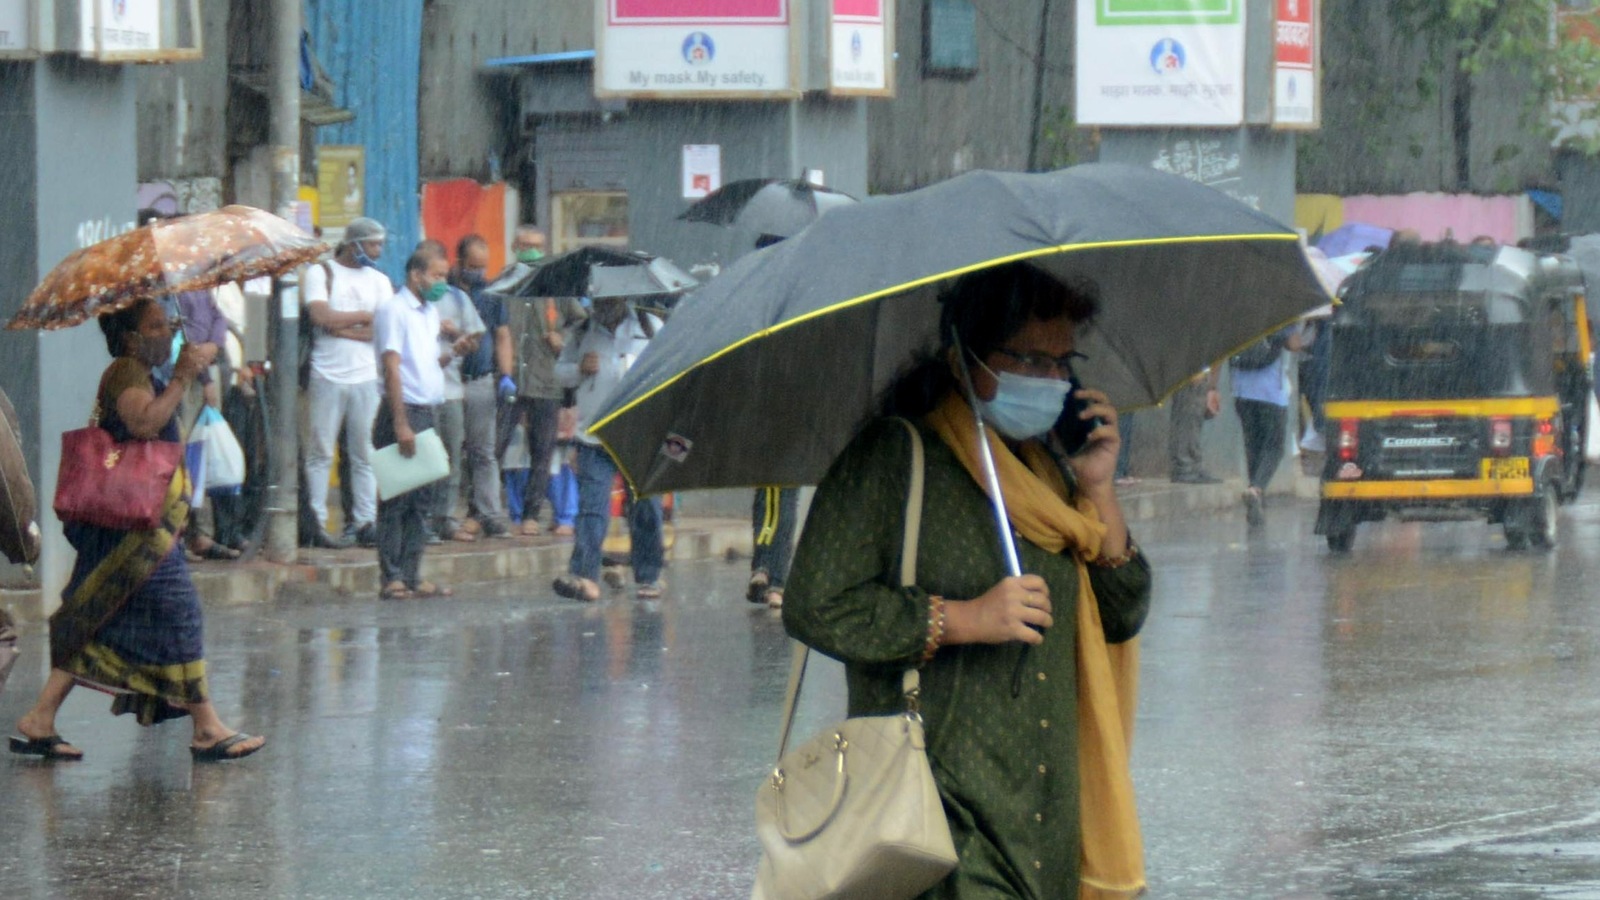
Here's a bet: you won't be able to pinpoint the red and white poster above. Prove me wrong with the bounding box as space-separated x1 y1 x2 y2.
597 0 796 98
830 0 894 96
1273 0 1318 128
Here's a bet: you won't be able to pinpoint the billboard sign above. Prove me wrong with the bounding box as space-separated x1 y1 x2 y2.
1273 0 1318 128
0 0 34 57
317 146 366 230
75 0 202 62
830 0 893 97
82 0 161 59
1075 0 1246 126
596 0 798 99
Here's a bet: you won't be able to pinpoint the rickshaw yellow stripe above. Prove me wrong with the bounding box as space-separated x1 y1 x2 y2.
1323 398 1560 419
1321 479 1535 499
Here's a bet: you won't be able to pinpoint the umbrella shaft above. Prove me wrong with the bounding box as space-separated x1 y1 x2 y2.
973 417 1023 578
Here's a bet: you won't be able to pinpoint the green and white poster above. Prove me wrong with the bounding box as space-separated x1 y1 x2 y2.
1076 0 1245 126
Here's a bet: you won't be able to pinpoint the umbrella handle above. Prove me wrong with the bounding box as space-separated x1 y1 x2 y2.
951 336 1023 579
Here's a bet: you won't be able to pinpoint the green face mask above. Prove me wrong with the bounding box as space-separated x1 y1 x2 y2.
424 281 450 303
516 248 545 264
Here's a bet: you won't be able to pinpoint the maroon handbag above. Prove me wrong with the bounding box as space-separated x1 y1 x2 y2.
53 426 183 531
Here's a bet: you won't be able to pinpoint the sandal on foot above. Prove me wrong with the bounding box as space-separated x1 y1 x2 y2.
746 569 770 603
413 581 454 599
380 581 414 601
191 732 265 763
636 581 665 600
764 587 784 609
9 734 84 761
553 575 600 602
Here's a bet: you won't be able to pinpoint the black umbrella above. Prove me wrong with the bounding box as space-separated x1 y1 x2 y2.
592 163 1331 496
513 246 698 300
679 178 859 239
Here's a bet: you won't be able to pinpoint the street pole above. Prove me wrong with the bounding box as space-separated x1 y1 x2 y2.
265 0 302 563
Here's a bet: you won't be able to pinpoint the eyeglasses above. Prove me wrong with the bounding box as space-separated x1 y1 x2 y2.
991 347 1086 379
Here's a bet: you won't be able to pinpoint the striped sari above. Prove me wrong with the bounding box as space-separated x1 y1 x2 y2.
48 358 209 726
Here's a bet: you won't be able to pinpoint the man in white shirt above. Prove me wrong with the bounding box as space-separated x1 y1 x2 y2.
302 216 394 548
372 245 453 600
418 239 485 543
551 296 666 602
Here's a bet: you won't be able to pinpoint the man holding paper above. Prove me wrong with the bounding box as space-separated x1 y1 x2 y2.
372 245 454 600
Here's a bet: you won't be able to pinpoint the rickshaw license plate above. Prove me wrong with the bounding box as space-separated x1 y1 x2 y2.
1483 457 1530 480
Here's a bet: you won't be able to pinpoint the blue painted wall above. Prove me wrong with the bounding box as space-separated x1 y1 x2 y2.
305 0 423 284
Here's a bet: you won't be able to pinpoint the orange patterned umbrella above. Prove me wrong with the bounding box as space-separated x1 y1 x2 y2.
6 205 328 331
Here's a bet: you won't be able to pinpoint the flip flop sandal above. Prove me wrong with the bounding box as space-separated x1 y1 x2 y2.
552 575 599 602
746 569 770 603
195 542 241 561
636 582 665 600
9 734 84 761
764 587 784 609
191 732 265 763
413 582 454 599
379 582 414 601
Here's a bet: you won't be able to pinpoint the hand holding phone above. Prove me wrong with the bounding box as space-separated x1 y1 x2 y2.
1054 378 1105 455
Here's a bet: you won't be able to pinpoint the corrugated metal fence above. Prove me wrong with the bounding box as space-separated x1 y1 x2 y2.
305 0 423 284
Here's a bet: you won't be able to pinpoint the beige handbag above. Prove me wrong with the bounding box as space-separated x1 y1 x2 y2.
752 420 958 900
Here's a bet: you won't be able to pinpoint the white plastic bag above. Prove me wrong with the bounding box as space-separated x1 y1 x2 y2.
192 406 246 494
1587 388 1600 464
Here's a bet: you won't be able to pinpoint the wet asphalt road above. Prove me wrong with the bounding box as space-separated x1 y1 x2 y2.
5 493 1600 899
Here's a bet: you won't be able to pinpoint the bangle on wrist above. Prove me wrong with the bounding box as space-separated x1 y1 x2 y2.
1089 540 1138 569
920 595 947 665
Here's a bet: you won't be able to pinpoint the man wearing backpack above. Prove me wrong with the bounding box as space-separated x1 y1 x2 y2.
301 217 394 548
1230 325 1305 526
551 295 665 602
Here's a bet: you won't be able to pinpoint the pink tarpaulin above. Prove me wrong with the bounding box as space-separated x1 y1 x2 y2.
1340 193 1533 245
833 0 882 18
611 0 786 22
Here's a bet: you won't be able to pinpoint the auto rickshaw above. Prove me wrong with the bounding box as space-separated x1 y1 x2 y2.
1314 241 1592 552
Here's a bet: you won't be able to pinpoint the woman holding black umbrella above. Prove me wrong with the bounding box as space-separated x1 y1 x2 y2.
783 263 1151 899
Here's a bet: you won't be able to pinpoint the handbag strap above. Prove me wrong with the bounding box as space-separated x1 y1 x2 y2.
775 418 926 760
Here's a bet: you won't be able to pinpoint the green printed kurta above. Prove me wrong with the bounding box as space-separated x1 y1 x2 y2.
784 418 1152 900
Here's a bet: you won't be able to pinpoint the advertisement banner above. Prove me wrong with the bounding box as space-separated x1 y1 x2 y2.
682 144 723 199
82 0 161 58
317 146 366 230
1075 0 1246 126
1273 0 1317 128
597 0 797 98
0 0 33 56
830 0 893 97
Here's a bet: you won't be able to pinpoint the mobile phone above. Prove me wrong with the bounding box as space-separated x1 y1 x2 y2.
1054 379 1104 455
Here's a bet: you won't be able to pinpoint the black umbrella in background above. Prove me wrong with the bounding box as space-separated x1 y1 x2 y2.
513 246 698 301
592 163 1333 497
679 179 859 239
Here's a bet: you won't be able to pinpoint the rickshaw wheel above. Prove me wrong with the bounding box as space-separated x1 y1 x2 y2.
1530 484 1559 549
1325 524 1356 553
1504 484 1558 551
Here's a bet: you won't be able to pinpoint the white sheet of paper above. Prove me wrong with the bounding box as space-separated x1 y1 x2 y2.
371 428 450 500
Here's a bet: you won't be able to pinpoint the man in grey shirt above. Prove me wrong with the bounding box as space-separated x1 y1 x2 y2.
499 292 587 536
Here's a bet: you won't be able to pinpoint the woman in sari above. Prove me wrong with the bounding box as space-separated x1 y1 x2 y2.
10 297 266 763
783 263 1152 899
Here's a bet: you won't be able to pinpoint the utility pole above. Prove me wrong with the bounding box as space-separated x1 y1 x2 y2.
265 0 302 563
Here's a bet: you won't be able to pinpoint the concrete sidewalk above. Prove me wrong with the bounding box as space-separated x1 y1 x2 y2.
1 472 1295 622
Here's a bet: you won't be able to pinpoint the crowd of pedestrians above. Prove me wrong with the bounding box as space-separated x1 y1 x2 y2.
286 217 669 602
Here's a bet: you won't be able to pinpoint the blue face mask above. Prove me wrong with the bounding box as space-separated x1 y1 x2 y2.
975 358 1072 441
354 243 381 268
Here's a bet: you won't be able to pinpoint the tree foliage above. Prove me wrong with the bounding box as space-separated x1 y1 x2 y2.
1392 0 1600 153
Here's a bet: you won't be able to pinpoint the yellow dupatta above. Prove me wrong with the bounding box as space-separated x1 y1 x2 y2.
925 393 1146 900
